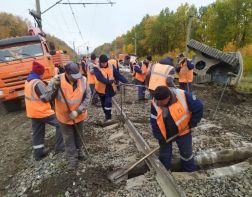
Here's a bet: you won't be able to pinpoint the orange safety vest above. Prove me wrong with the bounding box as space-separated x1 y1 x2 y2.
55 74 88 124
178 61 193 83
87 62 96 85
108 59 118 69
135 63 147 82
94 64 117 94
24 79 54 118
148 63 174 91
152 89 191 140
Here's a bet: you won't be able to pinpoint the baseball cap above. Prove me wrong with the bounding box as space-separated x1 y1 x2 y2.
64 61 82 79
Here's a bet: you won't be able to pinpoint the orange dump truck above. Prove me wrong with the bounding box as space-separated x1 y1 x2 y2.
0 35 57 111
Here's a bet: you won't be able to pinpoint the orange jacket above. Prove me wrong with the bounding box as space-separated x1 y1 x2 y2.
178 61 193 83
152 89 191 140
135 63 147 82
94 64 116 94
25 79 54 118
148 63 174 91
87 62 96 85
55 74 88 124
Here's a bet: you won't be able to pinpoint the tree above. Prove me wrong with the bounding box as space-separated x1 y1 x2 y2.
93 0 252 57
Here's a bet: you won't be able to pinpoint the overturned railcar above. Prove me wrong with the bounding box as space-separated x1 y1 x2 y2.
188 39 243 86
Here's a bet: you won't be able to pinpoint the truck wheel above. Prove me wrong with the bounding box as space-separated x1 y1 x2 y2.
3 99 23 112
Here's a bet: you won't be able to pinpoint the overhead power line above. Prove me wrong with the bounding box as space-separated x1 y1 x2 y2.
67 0 85 45
41 0 63 14
60 1 116 6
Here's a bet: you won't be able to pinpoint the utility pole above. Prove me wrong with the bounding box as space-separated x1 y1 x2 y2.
30 0 63 30
35 0 42 29
185 9 194 56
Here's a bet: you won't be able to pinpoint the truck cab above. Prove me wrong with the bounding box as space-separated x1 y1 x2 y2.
0 35 55 111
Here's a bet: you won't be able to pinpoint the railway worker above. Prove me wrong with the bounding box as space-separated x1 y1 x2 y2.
47 62 91 170
24 61 64 161
81 56 88 77
145 57 176 96
176 53 194 93
124 55 131 68
93 54 128 122
134 60 148 100
146 55 153 71
87 53 99 105
150 86 203 172
131 61 137 77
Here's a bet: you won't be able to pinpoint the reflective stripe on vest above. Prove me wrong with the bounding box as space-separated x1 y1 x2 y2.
178 61 193 83
24 79 54 118
135 64 147 82
152 89 191 140
148 63 173 91
95 64 117 94
55 74 87 124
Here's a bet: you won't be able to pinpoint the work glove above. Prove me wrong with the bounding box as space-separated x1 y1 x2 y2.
52 75 61 89
69 110 79 120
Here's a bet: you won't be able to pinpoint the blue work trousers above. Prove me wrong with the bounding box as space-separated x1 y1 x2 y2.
158 132 195 172
89 84 99 104
99 94 112 120
31 114 64 159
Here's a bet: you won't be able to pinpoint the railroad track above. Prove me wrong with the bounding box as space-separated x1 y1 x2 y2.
3 71 252 196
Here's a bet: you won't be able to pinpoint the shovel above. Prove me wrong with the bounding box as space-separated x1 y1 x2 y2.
107 133 179 183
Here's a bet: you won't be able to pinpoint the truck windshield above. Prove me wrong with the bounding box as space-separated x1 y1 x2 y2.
0 43 44 62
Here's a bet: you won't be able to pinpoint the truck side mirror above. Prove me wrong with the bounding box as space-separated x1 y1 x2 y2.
49 42 56 55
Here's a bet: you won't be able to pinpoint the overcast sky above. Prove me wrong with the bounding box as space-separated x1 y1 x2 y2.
1 0 215 53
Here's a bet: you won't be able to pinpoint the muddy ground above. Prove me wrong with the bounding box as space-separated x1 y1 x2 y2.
0 81 252 196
